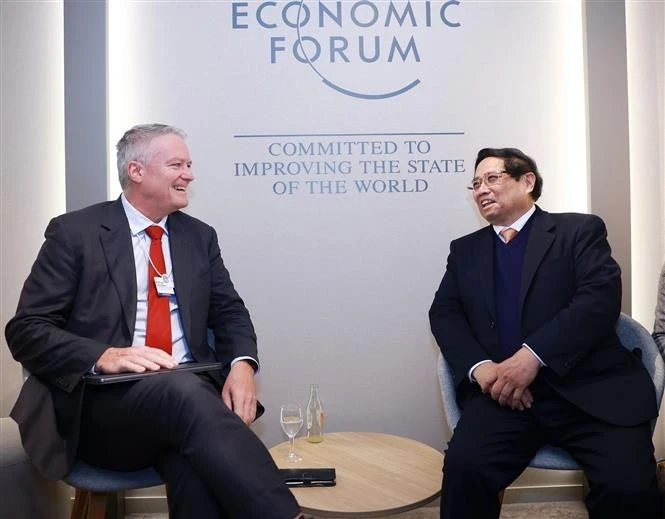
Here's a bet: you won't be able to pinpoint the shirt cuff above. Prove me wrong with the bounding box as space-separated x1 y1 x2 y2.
468 359 493 382
231 356 259 374
522 343 546 366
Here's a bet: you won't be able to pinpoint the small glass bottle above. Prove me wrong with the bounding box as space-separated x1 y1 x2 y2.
306 383 324 443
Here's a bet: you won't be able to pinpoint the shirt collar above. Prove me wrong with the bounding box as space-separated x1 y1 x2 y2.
492 204 536 237
121 194 168 236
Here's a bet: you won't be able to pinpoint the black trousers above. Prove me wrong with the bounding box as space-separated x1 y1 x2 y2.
78 372 299 519
441 377 661 519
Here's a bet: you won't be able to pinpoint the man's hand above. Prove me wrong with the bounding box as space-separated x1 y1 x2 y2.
473 361 534 411
490 348 541 410
221 360 257 425
472 362 498 393
95 346 177 373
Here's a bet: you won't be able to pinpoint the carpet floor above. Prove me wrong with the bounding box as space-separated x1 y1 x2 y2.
126 501 589 518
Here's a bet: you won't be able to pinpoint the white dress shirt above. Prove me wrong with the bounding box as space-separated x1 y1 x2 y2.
120 195 258 370
122 194 193 363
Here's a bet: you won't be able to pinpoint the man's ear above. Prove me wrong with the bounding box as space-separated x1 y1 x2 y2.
523 171 536 193
127 161 143 184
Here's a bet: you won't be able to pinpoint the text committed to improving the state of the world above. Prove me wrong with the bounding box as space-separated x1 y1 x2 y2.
233 138 465 196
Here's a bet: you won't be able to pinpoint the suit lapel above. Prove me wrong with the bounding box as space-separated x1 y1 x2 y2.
99 199 137 335
519 208 555 310
168 212 193 342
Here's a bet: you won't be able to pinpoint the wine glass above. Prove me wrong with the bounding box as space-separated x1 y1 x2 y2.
280 403 303 463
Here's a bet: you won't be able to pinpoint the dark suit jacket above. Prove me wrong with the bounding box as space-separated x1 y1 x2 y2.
6 198 258 479
429 206 657 427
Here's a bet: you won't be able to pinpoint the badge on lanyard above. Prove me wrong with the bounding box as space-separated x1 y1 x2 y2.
155 274 175 296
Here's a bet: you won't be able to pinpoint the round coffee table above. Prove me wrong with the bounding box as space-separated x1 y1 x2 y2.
269 431 443 518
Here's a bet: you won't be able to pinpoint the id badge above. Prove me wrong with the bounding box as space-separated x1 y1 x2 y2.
154 275 175 296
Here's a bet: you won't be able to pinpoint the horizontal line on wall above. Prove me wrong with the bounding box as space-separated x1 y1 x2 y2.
233 132 465 138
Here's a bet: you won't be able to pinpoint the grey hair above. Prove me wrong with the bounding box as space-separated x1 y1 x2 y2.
116 123 187 189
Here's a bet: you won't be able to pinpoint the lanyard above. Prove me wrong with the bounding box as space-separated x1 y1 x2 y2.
139 232 171 283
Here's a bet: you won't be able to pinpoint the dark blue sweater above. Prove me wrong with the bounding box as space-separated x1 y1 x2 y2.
494 218 534 355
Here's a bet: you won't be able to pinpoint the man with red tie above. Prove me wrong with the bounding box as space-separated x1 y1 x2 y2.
6 124 302 519
429 147 661 518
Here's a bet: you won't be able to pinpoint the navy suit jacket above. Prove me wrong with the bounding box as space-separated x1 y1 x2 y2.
429 207 657 427
6 198 257 479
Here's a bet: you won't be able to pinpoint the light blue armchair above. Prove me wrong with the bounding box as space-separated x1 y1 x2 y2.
437 312 665 507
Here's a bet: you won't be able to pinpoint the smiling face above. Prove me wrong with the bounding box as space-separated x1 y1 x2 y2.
472 156 535 226
124 133 194 222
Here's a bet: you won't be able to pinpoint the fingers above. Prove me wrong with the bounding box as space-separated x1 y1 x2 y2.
490 380 534 411
488 352 540 409
496 350 540 389
235 393 258 425
509 386 525 411
222 363 258 425
496 382 516 408
221 385 233 412
135 346 178 369
490 378 507 401
521 388 534 409
95 346 177 374
221 385 257 425
509 388 534 411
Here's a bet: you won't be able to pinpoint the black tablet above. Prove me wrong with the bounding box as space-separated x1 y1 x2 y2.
83 361 224 385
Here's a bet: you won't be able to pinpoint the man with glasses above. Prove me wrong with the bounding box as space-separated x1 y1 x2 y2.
429 147 661 518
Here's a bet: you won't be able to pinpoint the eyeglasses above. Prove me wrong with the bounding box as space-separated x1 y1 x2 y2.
467 171 508 191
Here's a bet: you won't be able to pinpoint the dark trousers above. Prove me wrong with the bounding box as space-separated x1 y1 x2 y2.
441 378 661 519
78 372 299 519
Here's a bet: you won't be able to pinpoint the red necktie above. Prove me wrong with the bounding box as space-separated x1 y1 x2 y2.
500 227 518 243
145 226 172 353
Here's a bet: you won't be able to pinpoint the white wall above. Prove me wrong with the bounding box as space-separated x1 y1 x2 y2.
0 0 66 416
626 2 665 326
105 1 588 453
0 2 70 513
625 0 665 459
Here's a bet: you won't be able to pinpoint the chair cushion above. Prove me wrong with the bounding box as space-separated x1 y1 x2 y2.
529 445 579 471
64 460 163 492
